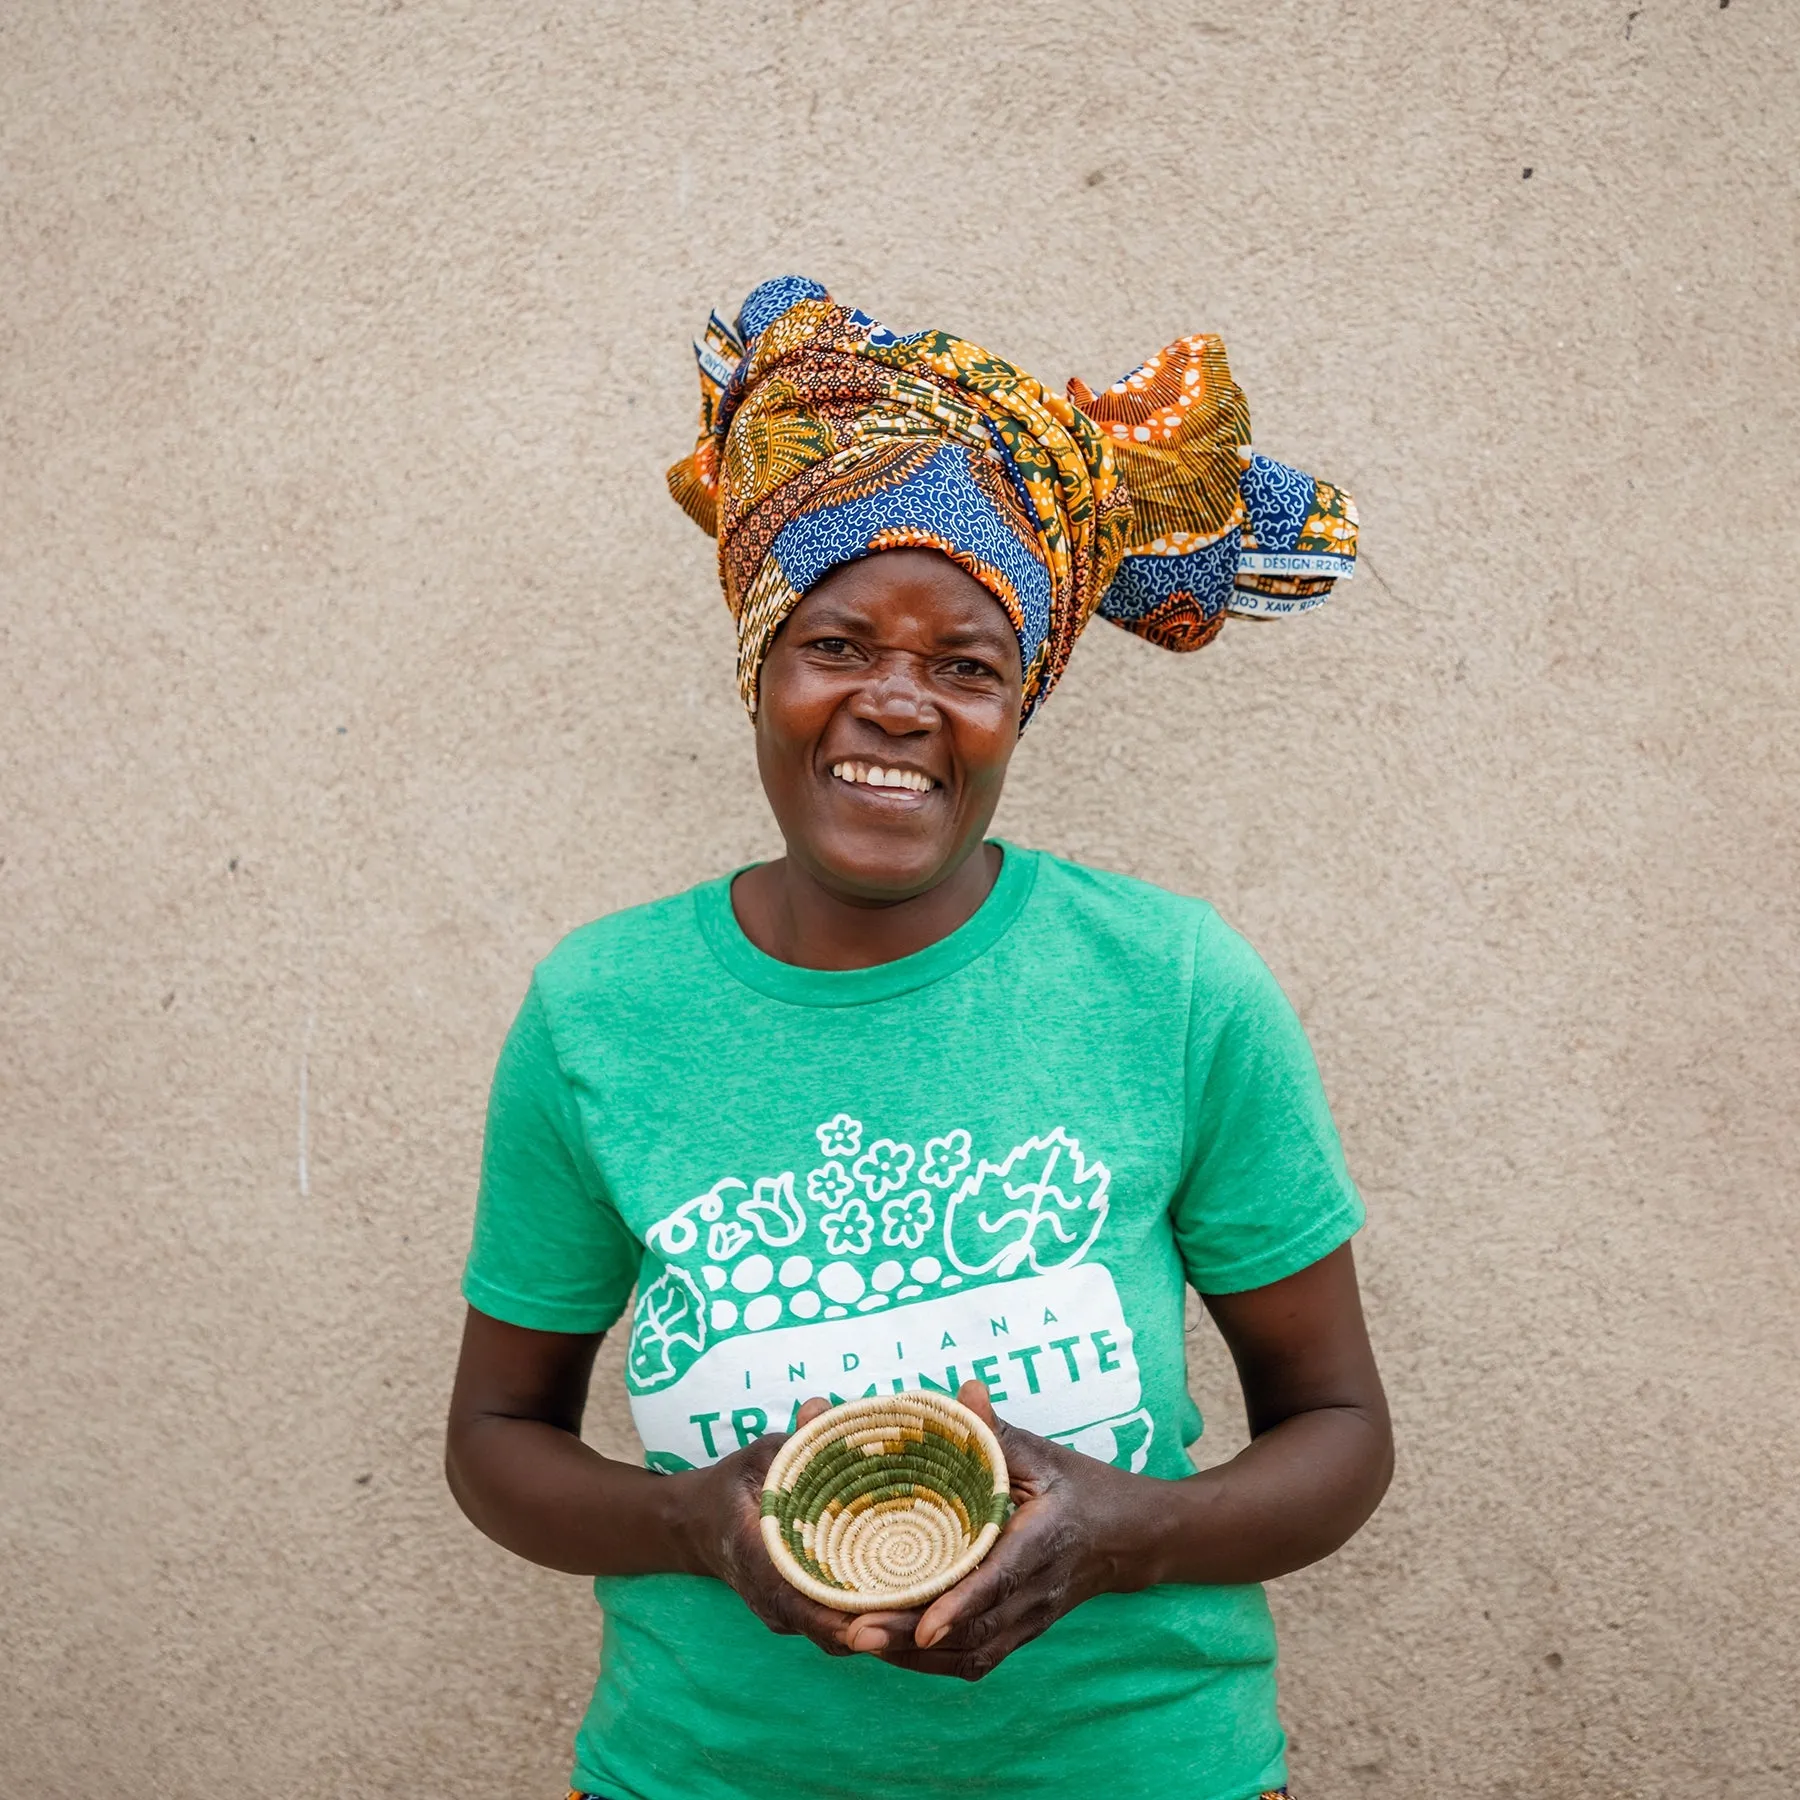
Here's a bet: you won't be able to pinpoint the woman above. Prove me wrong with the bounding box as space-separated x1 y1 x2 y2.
447 276 1389 1800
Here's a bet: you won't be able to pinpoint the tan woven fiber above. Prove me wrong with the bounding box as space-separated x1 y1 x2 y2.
759 1391 1013 1612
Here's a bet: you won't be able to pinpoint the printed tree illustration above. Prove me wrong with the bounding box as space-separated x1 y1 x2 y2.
943 1128 1110 1278
626 1265 706 1390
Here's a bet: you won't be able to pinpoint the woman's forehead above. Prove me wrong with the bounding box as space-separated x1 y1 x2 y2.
797 552 1018 649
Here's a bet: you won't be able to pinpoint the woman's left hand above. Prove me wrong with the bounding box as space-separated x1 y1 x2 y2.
815 1245 1393 1682
833 1380 1158 1682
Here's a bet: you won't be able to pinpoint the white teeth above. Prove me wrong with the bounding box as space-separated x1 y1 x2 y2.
830 762 934 793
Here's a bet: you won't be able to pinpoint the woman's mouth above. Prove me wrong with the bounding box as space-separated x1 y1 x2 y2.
830 761 939 794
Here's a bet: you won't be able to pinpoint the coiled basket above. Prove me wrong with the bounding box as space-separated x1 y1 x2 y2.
759 1391 1014 1612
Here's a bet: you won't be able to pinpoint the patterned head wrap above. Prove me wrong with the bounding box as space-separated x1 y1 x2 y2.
668 275 1357 727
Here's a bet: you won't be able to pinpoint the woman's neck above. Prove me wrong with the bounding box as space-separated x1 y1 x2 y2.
729 842 1002 971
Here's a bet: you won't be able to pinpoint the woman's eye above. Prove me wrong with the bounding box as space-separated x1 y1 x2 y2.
950 658 995 680
810 637 854 655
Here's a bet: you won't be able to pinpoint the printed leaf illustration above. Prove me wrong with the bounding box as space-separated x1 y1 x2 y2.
735 1171 806 1247
645 1178 743 1258
626 1264 706 1391
707 1219 752 1261
942 1128 1110 1278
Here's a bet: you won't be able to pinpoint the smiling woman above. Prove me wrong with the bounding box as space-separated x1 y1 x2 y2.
737 551 1023 959
445 277 1385 1800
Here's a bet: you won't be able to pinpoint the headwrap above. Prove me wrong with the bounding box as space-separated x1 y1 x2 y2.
668 275 1357 728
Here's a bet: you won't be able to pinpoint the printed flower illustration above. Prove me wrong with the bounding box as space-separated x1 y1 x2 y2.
806 1161 856 1207
820 1196 874 1257
706 1220 752 1262
919 1128 972 1189
880 1188 936 1251
814 1113 863 1158
853 1138 916 1203
737 1170 805 1247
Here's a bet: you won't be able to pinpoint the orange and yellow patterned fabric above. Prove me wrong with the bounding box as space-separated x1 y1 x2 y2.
668 275 1355 727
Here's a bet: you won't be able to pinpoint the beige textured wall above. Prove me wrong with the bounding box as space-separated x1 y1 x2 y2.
4 1 1796 1794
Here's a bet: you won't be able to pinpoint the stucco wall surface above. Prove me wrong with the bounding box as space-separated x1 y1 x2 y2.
3 1 1796 1794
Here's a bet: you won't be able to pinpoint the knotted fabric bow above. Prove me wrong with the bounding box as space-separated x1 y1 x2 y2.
667 275 1356 727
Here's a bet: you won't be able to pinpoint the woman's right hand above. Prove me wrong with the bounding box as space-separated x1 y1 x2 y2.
446 1316 883 1654
678 1397 871 1659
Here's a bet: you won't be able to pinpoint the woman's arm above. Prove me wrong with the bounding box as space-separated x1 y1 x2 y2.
445 1308 862 1648
1161 1237 1393 1583
850 1243 1392 1679
445 1309 675 1576
447 1240 1390 1682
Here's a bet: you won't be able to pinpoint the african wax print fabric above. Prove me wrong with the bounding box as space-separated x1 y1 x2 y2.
667 276 1357 727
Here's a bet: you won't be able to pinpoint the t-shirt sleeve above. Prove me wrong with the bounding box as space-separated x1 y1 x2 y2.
1170 910 1365 1294
461 976 643 1334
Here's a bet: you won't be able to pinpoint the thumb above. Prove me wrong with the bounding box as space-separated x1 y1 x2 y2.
956 1379 1051 1487
956 1378 1001 1430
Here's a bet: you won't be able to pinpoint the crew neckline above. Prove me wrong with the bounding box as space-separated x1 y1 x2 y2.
693 841 1038 1007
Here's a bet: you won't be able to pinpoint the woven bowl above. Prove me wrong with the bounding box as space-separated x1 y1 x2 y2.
759 1391 1013 1612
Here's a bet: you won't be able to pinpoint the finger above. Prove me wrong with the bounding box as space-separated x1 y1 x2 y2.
795 1395 832 1429
953 1379 1055 1484
736 1529 861 1651
916 1571 1004 1650
757 1579 861 1654
914 1514 1055 1648
838 1607 923 1655
956 1378 998 1427
734 1439 782 1484
877 1591 1060 1680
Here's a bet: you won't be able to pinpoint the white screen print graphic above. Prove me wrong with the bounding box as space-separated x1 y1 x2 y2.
624 1116 1154 1474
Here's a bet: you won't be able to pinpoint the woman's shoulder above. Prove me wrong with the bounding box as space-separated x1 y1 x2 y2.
528 872 728 1015
1018 844 1220 934
1017 846 1271 990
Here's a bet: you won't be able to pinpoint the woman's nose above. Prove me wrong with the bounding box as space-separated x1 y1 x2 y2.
849 658 939 732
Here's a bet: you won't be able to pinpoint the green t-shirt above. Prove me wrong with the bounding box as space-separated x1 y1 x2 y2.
463 844 1363 1800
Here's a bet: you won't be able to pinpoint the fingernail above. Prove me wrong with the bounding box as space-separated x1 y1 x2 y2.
920 1623 948 1649
850 1627 888 1653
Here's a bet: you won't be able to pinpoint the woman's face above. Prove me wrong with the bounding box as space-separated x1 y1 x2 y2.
753 549 1024 902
